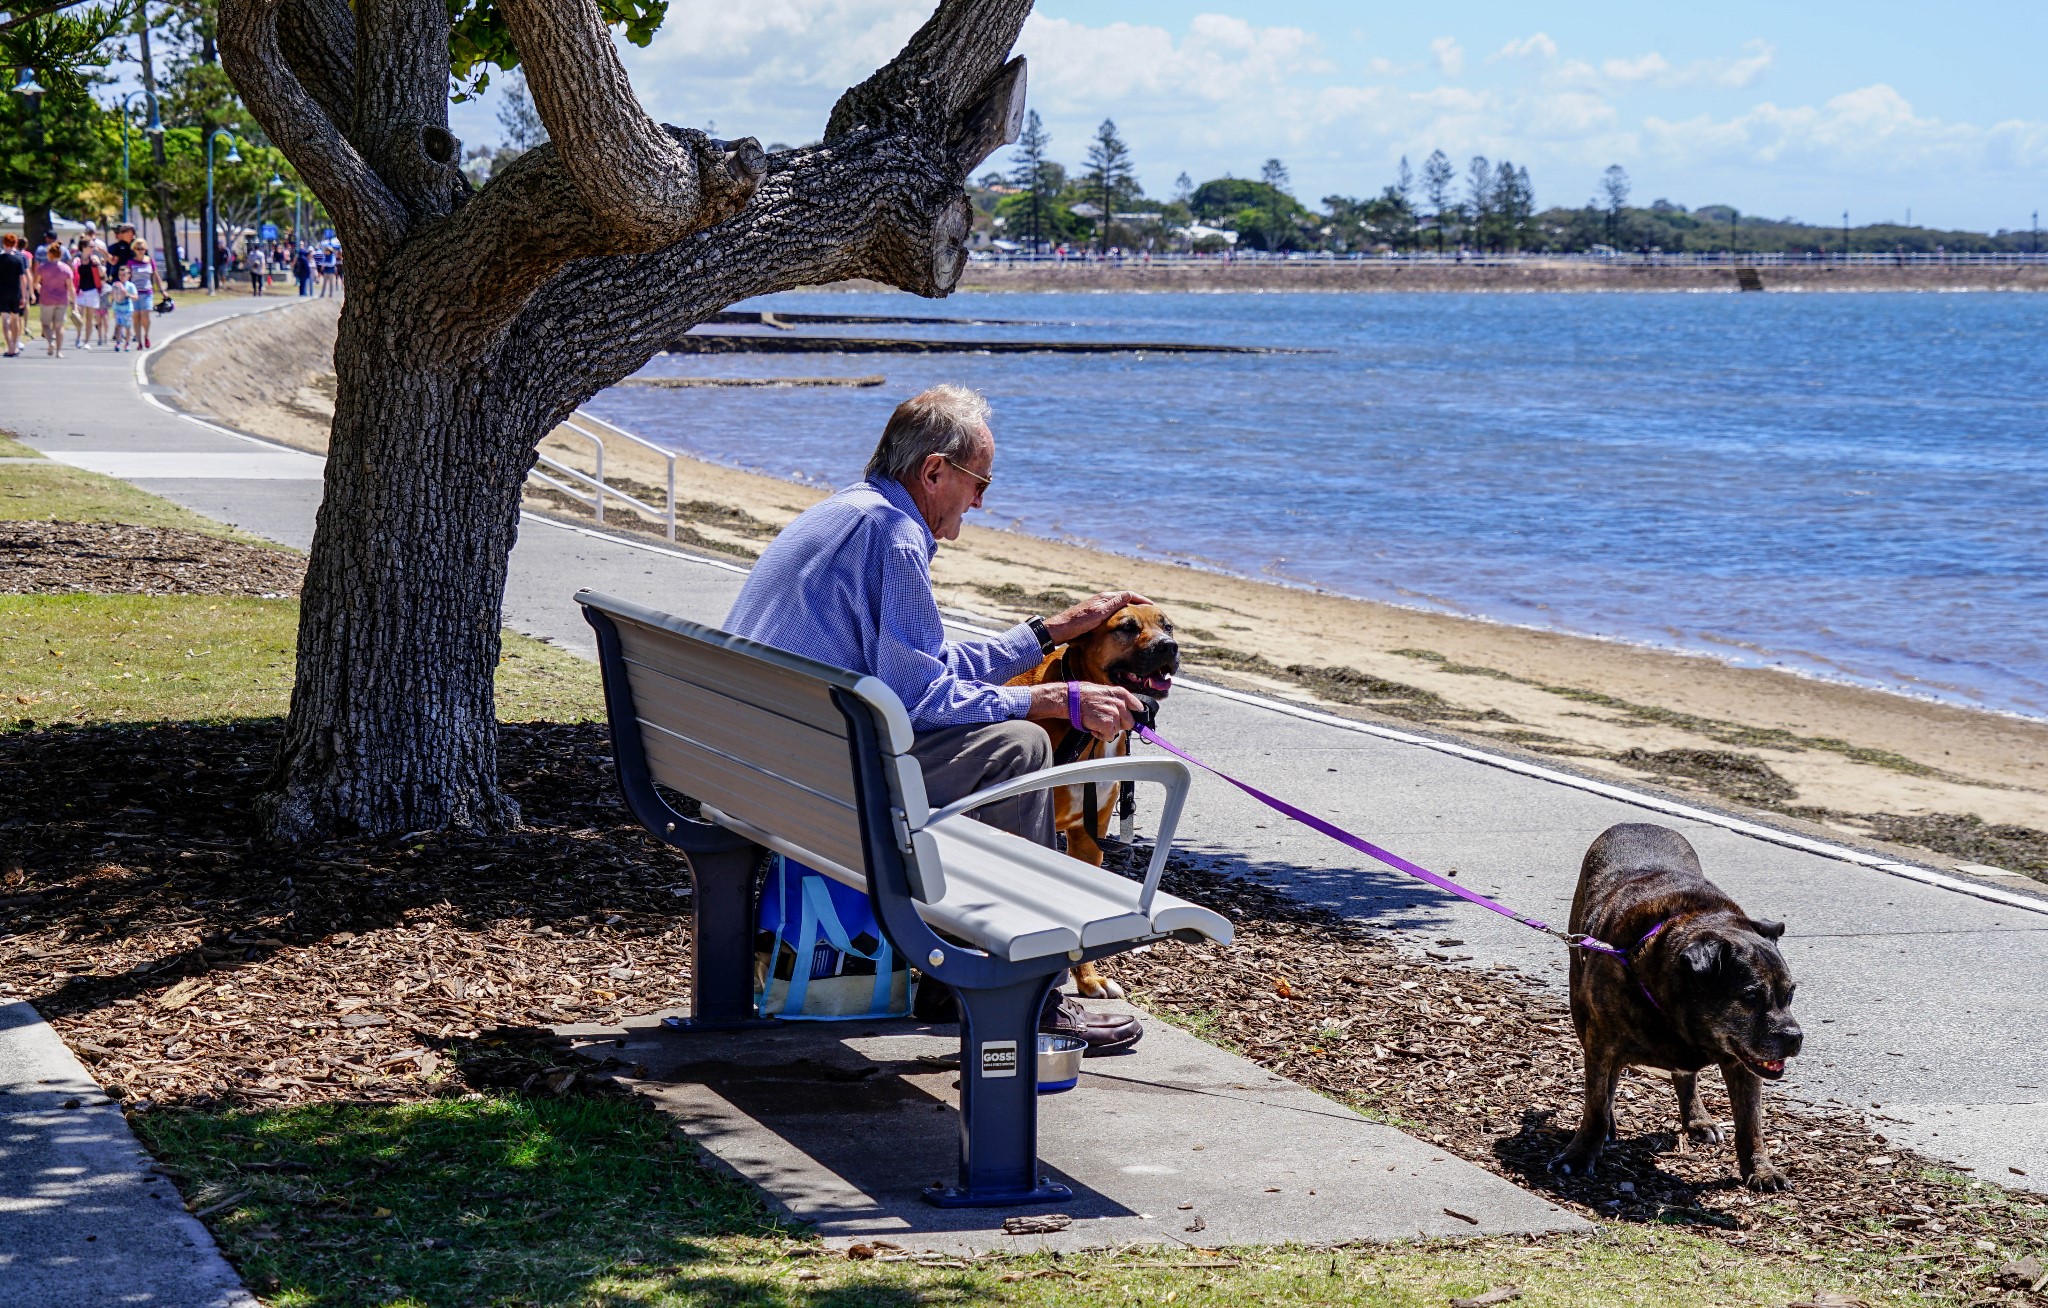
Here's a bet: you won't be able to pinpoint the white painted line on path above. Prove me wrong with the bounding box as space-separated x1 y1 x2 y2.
133 297 317 449
46 449 327 479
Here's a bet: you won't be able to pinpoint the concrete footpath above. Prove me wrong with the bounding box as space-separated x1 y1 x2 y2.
3 296 2045 1262
0 1003 255 1308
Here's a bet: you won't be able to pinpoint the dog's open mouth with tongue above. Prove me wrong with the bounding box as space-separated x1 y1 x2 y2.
1112 665 1175 698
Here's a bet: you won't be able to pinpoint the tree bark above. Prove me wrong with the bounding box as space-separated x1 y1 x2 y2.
221 0 1033 841
265 293 533 839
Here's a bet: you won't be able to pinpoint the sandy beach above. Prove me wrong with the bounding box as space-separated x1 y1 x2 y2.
154 299 2048 880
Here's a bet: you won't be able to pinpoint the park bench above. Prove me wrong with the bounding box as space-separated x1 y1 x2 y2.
576 591 1234 1207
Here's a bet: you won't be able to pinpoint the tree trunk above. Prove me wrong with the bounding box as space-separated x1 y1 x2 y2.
135 10 185 289
261 294 535 840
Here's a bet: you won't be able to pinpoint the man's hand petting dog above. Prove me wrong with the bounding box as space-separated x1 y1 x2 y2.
1550 822 1804 1192
1044 590 1153 646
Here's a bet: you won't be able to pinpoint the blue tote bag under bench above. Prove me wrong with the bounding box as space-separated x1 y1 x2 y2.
754 854 911 1021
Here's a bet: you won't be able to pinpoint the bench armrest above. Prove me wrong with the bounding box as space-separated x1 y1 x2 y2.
922 757 1191 916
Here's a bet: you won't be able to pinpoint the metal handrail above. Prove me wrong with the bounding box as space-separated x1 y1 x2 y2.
526 410 678 541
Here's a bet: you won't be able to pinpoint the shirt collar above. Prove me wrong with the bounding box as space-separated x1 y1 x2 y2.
868 476 937 559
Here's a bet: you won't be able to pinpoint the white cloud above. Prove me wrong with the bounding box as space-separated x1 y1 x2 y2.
1430 37 1465 77
1644 83 2045 172
1018 13 1329 110
1602 53 1671 82
1494 33 1557 62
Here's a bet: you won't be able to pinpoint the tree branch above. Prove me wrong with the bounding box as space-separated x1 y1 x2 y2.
351 0 464 221
218 0 408 260
473 1 1038 425
0 0 88 36
827 0 1034 145
273 0 355 138
493 132 991 421
499 0 764 249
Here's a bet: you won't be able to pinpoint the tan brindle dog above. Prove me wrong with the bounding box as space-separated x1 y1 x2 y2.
1008 603 1180 998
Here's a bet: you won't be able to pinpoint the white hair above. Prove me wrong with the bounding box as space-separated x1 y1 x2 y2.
865 385 992 483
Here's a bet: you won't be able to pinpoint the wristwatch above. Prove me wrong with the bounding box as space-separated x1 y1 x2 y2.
1026 615 1055 656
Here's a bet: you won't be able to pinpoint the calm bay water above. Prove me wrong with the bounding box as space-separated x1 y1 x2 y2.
583 290 2048 720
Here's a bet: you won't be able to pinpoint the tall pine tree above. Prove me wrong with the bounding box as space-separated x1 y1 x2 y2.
1008 108 1051 251
1084 118 1135 253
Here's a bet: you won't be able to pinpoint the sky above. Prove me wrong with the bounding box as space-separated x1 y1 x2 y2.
440 1 2047 232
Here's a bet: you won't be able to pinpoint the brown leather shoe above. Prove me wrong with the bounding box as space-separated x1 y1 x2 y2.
1042 992 1143 1056
915 981 1143 1056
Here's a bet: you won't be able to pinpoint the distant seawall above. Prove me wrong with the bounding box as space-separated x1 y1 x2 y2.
941 261 2048 294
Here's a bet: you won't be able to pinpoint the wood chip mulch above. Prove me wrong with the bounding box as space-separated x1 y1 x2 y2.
0 720 2041 1302
0 721 692 1106
0 521 304 596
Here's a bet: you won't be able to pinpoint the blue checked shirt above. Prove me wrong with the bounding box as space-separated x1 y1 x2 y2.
724 476 1042 731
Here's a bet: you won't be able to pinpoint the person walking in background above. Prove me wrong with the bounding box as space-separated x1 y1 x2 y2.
1 234 28 358
293 243 312 296
34 243 76 358
248 240 269 295
73 247 106 349
315 242 337 296
128 240 157 350
0 233 28 358
106 266 135 351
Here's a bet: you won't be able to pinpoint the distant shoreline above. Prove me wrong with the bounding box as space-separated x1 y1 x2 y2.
924 261 2048 294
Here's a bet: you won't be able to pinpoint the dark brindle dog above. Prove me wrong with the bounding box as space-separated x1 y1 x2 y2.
1008 603 1180 1000
1551 822 1804 1191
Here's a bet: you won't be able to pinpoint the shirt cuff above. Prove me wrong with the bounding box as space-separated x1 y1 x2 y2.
999 684 1035 720
997 622 1046 670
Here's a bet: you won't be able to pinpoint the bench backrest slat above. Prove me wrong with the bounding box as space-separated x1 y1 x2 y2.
637 719 871 876
585 597 940 902
622 658 862 810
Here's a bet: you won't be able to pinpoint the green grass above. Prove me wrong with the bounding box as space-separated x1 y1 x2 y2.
0 439 278 545
133 1095 1893 1308
0 594 604 727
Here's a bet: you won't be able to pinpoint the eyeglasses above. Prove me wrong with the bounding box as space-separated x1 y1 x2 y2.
944 457 992 491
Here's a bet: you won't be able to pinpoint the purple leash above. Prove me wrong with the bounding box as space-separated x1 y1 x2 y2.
1134 723 1669 1011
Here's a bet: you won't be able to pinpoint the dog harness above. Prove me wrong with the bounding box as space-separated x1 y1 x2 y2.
1055 652 1146 842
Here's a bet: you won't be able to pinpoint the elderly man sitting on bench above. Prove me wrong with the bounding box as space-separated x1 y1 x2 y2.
724 384 1148 1052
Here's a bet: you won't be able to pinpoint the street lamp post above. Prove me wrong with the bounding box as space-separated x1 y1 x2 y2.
10 69 47 244
117 90 165 226
1842 211 1849 263
204 125 242 293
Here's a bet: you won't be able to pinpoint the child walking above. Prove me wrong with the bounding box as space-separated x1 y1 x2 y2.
128 241 157 350
107 268 136 351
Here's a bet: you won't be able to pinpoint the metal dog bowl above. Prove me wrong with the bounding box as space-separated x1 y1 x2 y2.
1037 1033 1086 1093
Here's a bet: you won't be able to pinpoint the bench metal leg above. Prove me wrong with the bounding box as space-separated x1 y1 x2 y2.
670 842 774 1031
923 972 1071 1208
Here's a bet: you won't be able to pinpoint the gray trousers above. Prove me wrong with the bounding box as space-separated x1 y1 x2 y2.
909 719 1054 848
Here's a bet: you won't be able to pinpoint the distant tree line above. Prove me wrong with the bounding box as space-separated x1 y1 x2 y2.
978 126 2044 256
